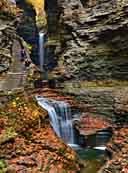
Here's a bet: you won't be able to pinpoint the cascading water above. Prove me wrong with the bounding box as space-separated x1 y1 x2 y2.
53 100 74 144
39 33 45 71
36 96 74 145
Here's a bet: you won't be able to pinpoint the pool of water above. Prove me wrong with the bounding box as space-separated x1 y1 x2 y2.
77 148 107 173
80 159 104 173
85 129 112 148
74 129 112 173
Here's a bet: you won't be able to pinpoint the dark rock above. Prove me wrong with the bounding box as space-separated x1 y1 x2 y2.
16 0 39 65
34 79 43 88
47 0 128 81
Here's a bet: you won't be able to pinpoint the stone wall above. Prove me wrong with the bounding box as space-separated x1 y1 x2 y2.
16 0 39 65
61 83 128 124
51 0 128 80
0 1 17 73
62 85 114 117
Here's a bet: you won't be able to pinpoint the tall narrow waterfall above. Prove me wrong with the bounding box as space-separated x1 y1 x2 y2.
36 96 74 145
39 33 45 71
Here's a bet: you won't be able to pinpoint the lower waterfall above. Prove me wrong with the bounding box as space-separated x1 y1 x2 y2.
36 96 74 145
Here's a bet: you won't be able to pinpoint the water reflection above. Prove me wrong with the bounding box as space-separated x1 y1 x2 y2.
77 148 108 173
86 129 112 148
80 159 104 173
74 129 112 173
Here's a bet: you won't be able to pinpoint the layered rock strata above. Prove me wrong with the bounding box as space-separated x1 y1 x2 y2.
0 0 17 73
50 0 128 80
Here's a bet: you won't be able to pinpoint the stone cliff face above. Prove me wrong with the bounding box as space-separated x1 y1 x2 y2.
0 0 17 73
16 0 40 65
45 2 128 172
51 0 128 80
0 2 81 172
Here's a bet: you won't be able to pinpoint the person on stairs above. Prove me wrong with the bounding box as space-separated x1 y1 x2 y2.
20 47 27 62
24 59 31 70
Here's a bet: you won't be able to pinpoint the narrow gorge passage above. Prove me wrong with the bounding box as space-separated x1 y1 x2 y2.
1 0 128 172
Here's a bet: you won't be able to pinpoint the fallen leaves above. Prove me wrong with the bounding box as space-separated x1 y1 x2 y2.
0 92 80 173
102 128 128 173
78 113 112 135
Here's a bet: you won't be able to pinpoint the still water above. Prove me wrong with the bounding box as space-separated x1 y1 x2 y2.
78 149 107 173
76 130 112 173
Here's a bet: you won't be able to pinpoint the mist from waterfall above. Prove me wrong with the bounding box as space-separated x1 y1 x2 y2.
39 33 45 71
36 96 74 145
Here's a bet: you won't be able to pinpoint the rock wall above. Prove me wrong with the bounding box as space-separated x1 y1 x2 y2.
51 0 128 80
16 0 40 65
0 0 17 73
100 128 128 173
46 0 59 34
99 88 128 173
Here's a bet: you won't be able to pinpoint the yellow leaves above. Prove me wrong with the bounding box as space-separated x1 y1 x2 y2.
31 110 40 120
12 101 16 107
15 97 20 101
0 0 18 16
25 0 47 27
1 96 80 173
0 127 17 145
25 0 45 16
66 153 75 160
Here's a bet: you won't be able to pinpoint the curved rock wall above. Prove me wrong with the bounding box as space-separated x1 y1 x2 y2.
54 0 128 80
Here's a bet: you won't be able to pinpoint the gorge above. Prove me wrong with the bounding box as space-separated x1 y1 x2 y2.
0 0 128 173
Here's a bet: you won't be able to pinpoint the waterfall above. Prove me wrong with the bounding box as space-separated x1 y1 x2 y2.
39 33 45 71
36 96 74 145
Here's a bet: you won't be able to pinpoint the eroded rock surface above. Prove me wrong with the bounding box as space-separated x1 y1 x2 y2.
0 0 18 73
50 0 128 80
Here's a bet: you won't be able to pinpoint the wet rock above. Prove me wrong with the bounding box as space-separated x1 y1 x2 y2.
16 0 39 65
47 0 128 81
114 88 128 115
0 1 17 74
76 113 112 136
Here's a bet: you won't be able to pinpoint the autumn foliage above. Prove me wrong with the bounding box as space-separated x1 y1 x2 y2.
25 0 45 16
0 92 80 173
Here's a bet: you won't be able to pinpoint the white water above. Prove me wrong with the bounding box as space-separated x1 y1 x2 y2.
36 96 60 137
93 146 106 151
39 33 45 71
36 96 74 145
